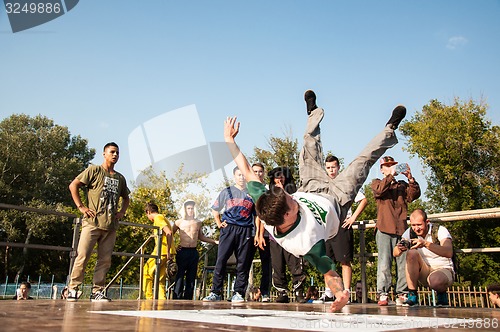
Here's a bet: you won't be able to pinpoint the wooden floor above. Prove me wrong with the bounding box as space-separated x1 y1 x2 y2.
1 299 499 331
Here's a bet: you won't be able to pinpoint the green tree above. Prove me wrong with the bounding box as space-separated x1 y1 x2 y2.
0 114 94 206
107 166 216 287
400 98 500 286
0 114 94 280
251 128 300 181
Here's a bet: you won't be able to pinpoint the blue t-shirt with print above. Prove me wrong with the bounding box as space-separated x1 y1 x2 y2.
212 185 255 227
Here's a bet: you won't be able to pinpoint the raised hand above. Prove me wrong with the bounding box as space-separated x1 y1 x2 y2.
224 116 240 142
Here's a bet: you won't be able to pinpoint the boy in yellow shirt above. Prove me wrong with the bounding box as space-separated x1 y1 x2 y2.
143 202 175 299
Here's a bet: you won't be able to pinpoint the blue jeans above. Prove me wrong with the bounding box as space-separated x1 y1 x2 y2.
376 230 407 294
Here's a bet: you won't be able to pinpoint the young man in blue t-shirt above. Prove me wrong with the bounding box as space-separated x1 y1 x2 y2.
203 166 256 303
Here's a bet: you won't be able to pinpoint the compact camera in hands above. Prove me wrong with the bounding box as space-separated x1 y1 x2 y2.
399 239 412 249
394 163 409 175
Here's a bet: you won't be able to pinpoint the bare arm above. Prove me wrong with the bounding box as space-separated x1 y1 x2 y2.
116 196 129 220
162 225 173 260
342 197 368 229
172 221 179 236
224 117 260 183
69 178 96 218
413 237 453 258
254 216 266 250
212 209 226 228
198 227 217 245
394 237 453 258
393 241 406 257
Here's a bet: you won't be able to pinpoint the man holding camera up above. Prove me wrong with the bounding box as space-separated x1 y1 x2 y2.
371 156 420 306
394 209 455 306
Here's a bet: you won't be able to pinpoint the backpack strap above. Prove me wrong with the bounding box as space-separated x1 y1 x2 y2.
430 223 440 244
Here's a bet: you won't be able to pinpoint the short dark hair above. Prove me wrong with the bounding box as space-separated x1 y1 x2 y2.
256 187 289 226
325 155 339 164
145 202 159 214
488 283 500 294
20 281 31 289
251 162 265 170
233 166 240 174
103 142 119 151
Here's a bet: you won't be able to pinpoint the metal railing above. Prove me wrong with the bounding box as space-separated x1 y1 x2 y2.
2 203 499 305
0 203 166 300
353 207 500 304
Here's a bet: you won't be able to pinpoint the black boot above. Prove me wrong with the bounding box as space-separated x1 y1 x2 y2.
386 105 406 129
304 90 318 115
275 290 290 303
295 288 307 303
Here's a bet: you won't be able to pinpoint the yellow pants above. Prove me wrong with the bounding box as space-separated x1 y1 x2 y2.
142 257 167 299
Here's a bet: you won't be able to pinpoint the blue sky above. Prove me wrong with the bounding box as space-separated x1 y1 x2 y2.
1 0 500 201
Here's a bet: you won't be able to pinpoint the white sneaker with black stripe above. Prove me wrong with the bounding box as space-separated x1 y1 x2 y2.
66 288 79 302
90 290 111 302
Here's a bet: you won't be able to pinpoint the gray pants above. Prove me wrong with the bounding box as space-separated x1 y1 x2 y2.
298 107 398 221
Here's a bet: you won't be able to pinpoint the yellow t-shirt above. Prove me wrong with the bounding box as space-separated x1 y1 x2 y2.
151 214 175 256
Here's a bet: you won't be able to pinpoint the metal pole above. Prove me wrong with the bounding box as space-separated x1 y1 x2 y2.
358 221 368 304
104 237 151 292
37 275 41 299
119 278 123 299
153 227 163 300
68 217 82 284
50 275 55 299
3 276 8 297
139 245 144 299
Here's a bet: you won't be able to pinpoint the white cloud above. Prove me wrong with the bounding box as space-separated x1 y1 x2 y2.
446 36 468 50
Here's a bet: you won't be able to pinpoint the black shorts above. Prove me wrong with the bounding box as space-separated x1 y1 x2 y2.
325 226 354 264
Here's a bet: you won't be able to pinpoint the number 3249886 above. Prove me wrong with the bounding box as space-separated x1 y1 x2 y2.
5 2 61 14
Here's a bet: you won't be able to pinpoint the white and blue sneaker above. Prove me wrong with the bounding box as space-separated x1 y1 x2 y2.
231 292 245 303
203 292 221 302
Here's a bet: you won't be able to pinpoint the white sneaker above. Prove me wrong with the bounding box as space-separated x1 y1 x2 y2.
231 292 245 303
261 294 270 302
317 293 334 303
66 288 78 302
396 293 408 306
90 291 111 302
378 293 389 306
203 292 221 302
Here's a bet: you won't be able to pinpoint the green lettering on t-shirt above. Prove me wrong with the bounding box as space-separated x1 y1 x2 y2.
297 197 327 225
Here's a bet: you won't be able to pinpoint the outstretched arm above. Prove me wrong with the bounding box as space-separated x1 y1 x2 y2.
224 117 261 183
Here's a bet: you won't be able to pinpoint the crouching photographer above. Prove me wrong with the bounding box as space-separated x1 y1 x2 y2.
393 209 455 306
